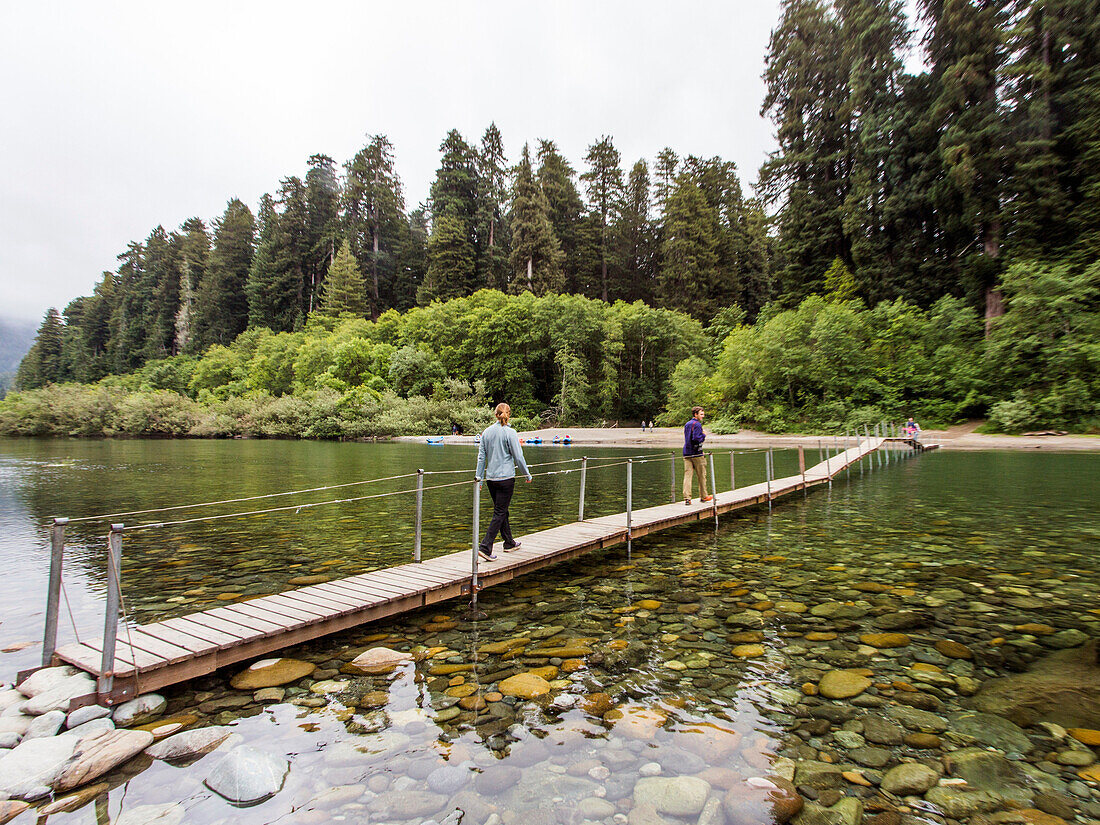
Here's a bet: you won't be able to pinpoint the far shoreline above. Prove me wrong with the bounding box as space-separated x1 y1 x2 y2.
395 423 1100 452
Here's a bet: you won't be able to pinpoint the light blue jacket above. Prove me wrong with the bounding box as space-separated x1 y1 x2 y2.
475 422 532 482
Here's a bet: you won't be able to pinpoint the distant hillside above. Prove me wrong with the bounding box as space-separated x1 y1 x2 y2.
0 316 37 393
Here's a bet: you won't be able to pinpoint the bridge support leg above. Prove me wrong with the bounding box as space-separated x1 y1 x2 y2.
626 459 633 557
709 453 718 528
798 445 806 497
414 469 424 562
766 447 773 510
579 456 588 521
730 451 735 491
466 483 485 620
43 518 68 667
99 524 124 699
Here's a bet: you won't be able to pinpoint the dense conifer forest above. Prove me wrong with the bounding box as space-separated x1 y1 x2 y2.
7 0 1099 436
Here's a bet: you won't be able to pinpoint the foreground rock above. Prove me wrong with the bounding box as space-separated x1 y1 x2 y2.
229 658 316 689
342 647 412 675
723 776 803 825
204 746 289 804
146 725 232 761
0 734 78 798
112 694 167 728
633 776 710 816
974 640 1100 728
55 728 154 792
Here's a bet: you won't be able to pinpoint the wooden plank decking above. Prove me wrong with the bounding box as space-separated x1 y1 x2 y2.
54 436 920 700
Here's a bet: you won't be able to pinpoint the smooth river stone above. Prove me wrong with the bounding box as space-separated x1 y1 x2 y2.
1069 728 1100 746
21 674 97 716
935 639 974 659
880 763 939 795
55 728 155 792
38 781 110 815
732 644 766 658
343 647 413 675
16 666 77 698
859 633 910 648
230 658 316 689
112 694 167 727
204 746 289 805
949 711 1033 753
498 673 552 699
722 776 803 825
146 726 232 761
633 776 711 816
0 734 78 798
606 705 667 739
818 670 873 699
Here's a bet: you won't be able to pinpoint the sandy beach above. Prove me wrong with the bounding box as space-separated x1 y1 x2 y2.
399 421 1100 451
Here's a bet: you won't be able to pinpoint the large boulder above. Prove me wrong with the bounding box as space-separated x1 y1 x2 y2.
15 666 78 698
973 640 1100 728
0 735 78 798
54 728 155 792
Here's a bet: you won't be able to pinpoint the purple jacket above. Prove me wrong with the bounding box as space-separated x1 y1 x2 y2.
683 418 705 456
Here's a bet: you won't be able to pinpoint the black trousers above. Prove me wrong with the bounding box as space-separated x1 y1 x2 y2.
480 478 516 552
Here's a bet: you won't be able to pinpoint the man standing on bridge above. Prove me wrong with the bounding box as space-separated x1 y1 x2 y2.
683 406 712 505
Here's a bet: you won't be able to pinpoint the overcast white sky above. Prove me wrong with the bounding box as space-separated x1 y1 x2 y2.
0 1 919 323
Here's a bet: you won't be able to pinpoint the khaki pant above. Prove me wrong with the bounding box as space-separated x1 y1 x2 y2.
683 455 708 500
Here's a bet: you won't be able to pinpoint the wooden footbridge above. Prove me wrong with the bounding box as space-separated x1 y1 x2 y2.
33 428 934 703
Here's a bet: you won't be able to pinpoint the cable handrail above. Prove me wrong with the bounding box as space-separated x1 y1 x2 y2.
57 448 771 525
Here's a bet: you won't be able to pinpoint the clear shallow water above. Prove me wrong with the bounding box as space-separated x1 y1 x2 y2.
1 440 1098 825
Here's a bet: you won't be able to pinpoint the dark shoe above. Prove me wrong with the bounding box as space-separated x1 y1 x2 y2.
503 541 522 552
478 549 498 562
701 495 713 502
685 498 692 506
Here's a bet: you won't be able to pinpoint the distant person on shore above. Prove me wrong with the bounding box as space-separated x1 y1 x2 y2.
683 406 712 505
475 403 532 561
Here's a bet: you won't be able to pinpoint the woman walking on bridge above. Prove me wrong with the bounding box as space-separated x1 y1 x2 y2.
475 403 532 561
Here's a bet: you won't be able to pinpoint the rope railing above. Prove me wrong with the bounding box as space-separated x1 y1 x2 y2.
39 428 916 689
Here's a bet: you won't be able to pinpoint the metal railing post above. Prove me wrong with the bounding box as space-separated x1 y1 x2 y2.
798 445 806 493
626 459 633 554
845 431 851 479
470 482 481 615
579 456 588 521
414 469 424 562
766 447 773 509
43 517 69 666
708 453 718 526
99 524 124 698
669 454 676 503
729 450 736 491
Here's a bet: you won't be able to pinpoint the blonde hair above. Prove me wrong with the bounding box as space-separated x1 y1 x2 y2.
494 402 511 425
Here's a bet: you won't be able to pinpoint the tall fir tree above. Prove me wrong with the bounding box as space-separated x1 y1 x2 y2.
615 160 658 303
658 177 722 319
175 217 210 354
921 0 1011 325
344 135 406 317
247 193 302 331
537 140 586 293
580 136 624 302
304 154 342 314
427 130 480 298
509 144 563 295
110 240 150 372
16 308 64 389
319 240 368 316
144 225 184 360
477 123 511 291
192 199 256 350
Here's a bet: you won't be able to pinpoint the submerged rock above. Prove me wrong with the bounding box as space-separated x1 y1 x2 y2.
146 726 232 761
229 658 316 689
112 694 167 728
204 746 289 805
973 641 1100 728
633 776 711 816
